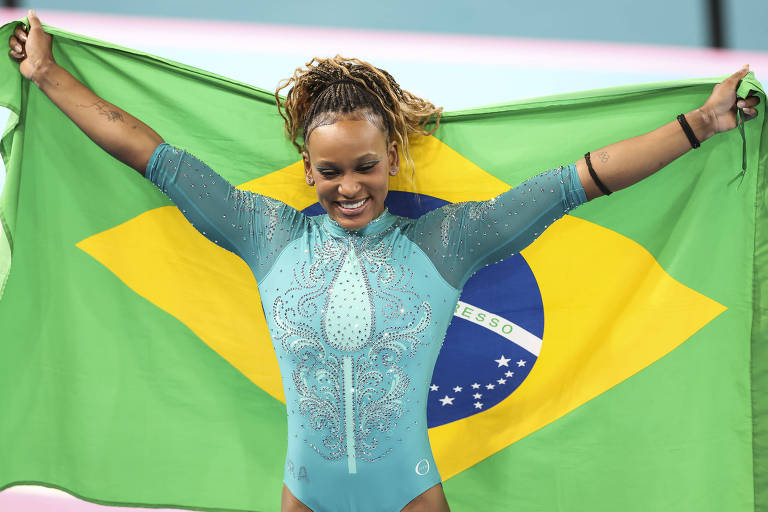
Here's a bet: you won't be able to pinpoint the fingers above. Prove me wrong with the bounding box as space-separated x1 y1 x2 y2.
737 95 760 119
737 96 760 109
8 22 29 60
14 25 28 43
8 35 21 53
725 65 759 120
8 34 25 60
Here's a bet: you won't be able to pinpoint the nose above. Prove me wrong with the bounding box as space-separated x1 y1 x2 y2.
338 174 362 198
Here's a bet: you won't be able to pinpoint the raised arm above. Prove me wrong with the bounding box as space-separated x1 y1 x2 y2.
8 12 309 272
407 66 760 289
575 65 760 200
8 11 163 174
406 163 586 290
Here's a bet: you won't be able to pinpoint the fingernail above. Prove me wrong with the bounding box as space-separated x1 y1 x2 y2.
15 45 21 52
738 101 745 108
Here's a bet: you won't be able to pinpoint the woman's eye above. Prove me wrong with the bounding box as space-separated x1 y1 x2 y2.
316 164 375 177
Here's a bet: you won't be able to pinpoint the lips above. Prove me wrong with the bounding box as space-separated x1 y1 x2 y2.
336 197 369 215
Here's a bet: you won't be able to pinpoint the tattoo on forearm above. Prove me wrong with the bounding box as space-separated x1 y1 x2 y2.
78 99 125 122
105 109 123 122
598 151 610 163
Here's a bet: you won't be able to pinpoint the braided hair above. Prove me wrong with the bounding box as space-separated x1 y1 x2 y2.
275 55 443 176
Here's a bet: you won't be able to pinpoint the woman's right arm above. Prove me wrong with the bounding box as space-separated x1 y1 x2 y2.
9 12 310 270
8 11 163 174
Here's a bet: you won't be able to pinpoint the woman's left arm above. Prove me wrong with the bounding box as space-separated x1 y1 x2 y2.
576 65 760 200
406 66 759 290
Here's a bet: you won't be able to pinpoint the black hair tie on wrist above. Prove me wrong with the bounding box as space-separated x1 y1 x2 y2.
677 113 701 149
585 152 612 196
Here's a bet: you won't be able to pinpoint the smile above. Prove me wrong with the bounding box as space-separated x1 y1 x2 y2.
336 198 369 215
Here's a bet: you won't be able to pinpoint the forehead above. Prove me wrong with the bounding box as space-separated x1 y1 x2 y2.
306 118 388 162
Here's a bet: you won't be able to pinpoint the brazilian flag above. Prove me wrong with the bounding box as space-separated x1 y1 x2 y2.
1 20 766 512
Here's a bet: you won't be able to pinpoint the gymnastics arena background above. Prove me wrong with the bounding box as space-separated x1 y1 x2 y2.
0 0 766 510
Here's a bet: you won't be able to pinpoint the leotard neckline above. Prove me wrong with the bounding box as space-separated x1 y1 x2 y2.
322 207 397 238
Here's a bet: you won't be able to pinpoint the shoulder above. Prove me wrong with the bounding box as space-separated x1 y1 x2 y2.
388 213 418 233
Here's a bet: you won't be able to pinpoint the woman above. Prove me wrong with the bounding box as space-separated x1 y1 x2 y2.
8 10 760 512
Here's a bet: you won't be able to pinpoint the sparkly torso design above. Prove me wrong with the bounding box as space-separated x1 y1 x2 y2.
147 143 586 512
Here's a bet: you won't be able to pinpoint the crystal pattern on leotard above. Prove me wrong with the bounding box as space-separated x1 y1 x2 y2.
145 144 308 278
406 164 584 289
438 197 499 247
145 144 588 508
226 187 283 242
273 228 432 473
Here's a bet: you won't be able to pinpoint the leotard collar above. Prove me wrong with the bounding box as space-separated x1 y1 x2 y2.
322 207 397 238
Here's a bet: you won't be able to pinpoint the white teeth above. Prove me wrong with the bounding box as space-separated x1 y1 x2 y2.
339 198 366 209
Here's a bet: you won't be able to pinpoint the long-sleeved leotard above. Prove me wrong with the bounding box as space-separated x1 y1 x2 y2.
146 142 587 512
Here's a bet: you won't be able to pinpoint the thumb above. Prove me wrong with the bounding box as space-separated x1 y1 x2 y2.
728 64 750 84
27 9 42 30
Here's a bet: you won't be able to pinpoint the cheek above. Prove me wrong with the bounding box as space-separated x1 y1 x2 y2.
371 174 390 196
319 184 345 205
317 185 333 201
378 183 390 199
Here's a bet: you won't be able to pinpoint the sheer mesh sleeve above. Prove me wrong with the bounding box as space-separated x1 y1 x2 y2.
405 164 587 289
145 143 308 279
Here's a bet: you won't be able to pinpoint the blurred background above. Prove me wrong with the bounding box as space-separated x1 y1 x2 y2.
0 0 766 510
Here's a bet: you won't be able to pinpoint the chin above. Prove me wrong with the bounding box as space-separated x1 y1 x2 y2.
336 215 370 230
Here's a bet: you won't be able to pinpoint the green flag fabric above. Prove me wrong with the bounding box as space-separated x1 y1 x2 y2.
0 21 766 512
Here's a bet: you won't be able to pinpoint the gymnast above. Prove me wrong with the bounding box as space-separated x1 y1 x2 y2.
8 10 760 512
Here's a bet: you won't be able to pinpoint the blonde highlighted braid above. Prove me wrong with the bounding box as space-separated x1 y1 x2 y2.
275 55 443 176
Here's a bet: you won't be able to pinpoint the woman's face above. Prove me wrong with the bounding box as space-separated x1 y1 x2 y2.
303 117 399 231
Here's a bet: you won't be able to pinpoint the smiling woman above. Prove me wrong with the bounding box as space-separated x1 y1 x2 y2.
302 118 395 231
7 9 760 512
275 56 443 231
138 57 588 512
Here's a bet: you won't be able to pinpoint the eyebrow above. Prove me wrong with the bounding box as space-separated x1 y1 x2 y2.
315 155 380 168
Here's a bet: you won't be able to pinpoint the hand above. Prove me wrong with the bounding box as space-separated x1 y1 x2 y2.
8 10 56 84
700 65 761 135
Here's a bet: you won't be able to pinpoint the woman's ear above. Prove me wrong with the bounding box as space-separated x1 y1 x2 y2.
388 140 399 175
302 151 314 185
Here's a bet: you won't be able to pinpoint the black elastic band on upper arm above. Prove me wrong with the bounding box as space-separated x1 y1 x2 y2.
585 152 612 196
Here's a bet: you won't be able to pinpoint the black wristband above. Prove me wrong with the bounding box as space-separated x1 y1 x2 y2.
585 152 612 196
677 113 701 149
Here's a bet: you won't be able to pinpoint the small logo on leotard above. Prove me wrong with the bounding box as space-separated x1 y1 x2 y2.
415 458 430 476
286 459 310 482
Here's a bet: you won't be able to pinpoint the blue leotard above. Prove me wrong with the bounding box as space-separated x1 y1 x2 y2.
146 142 587 511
